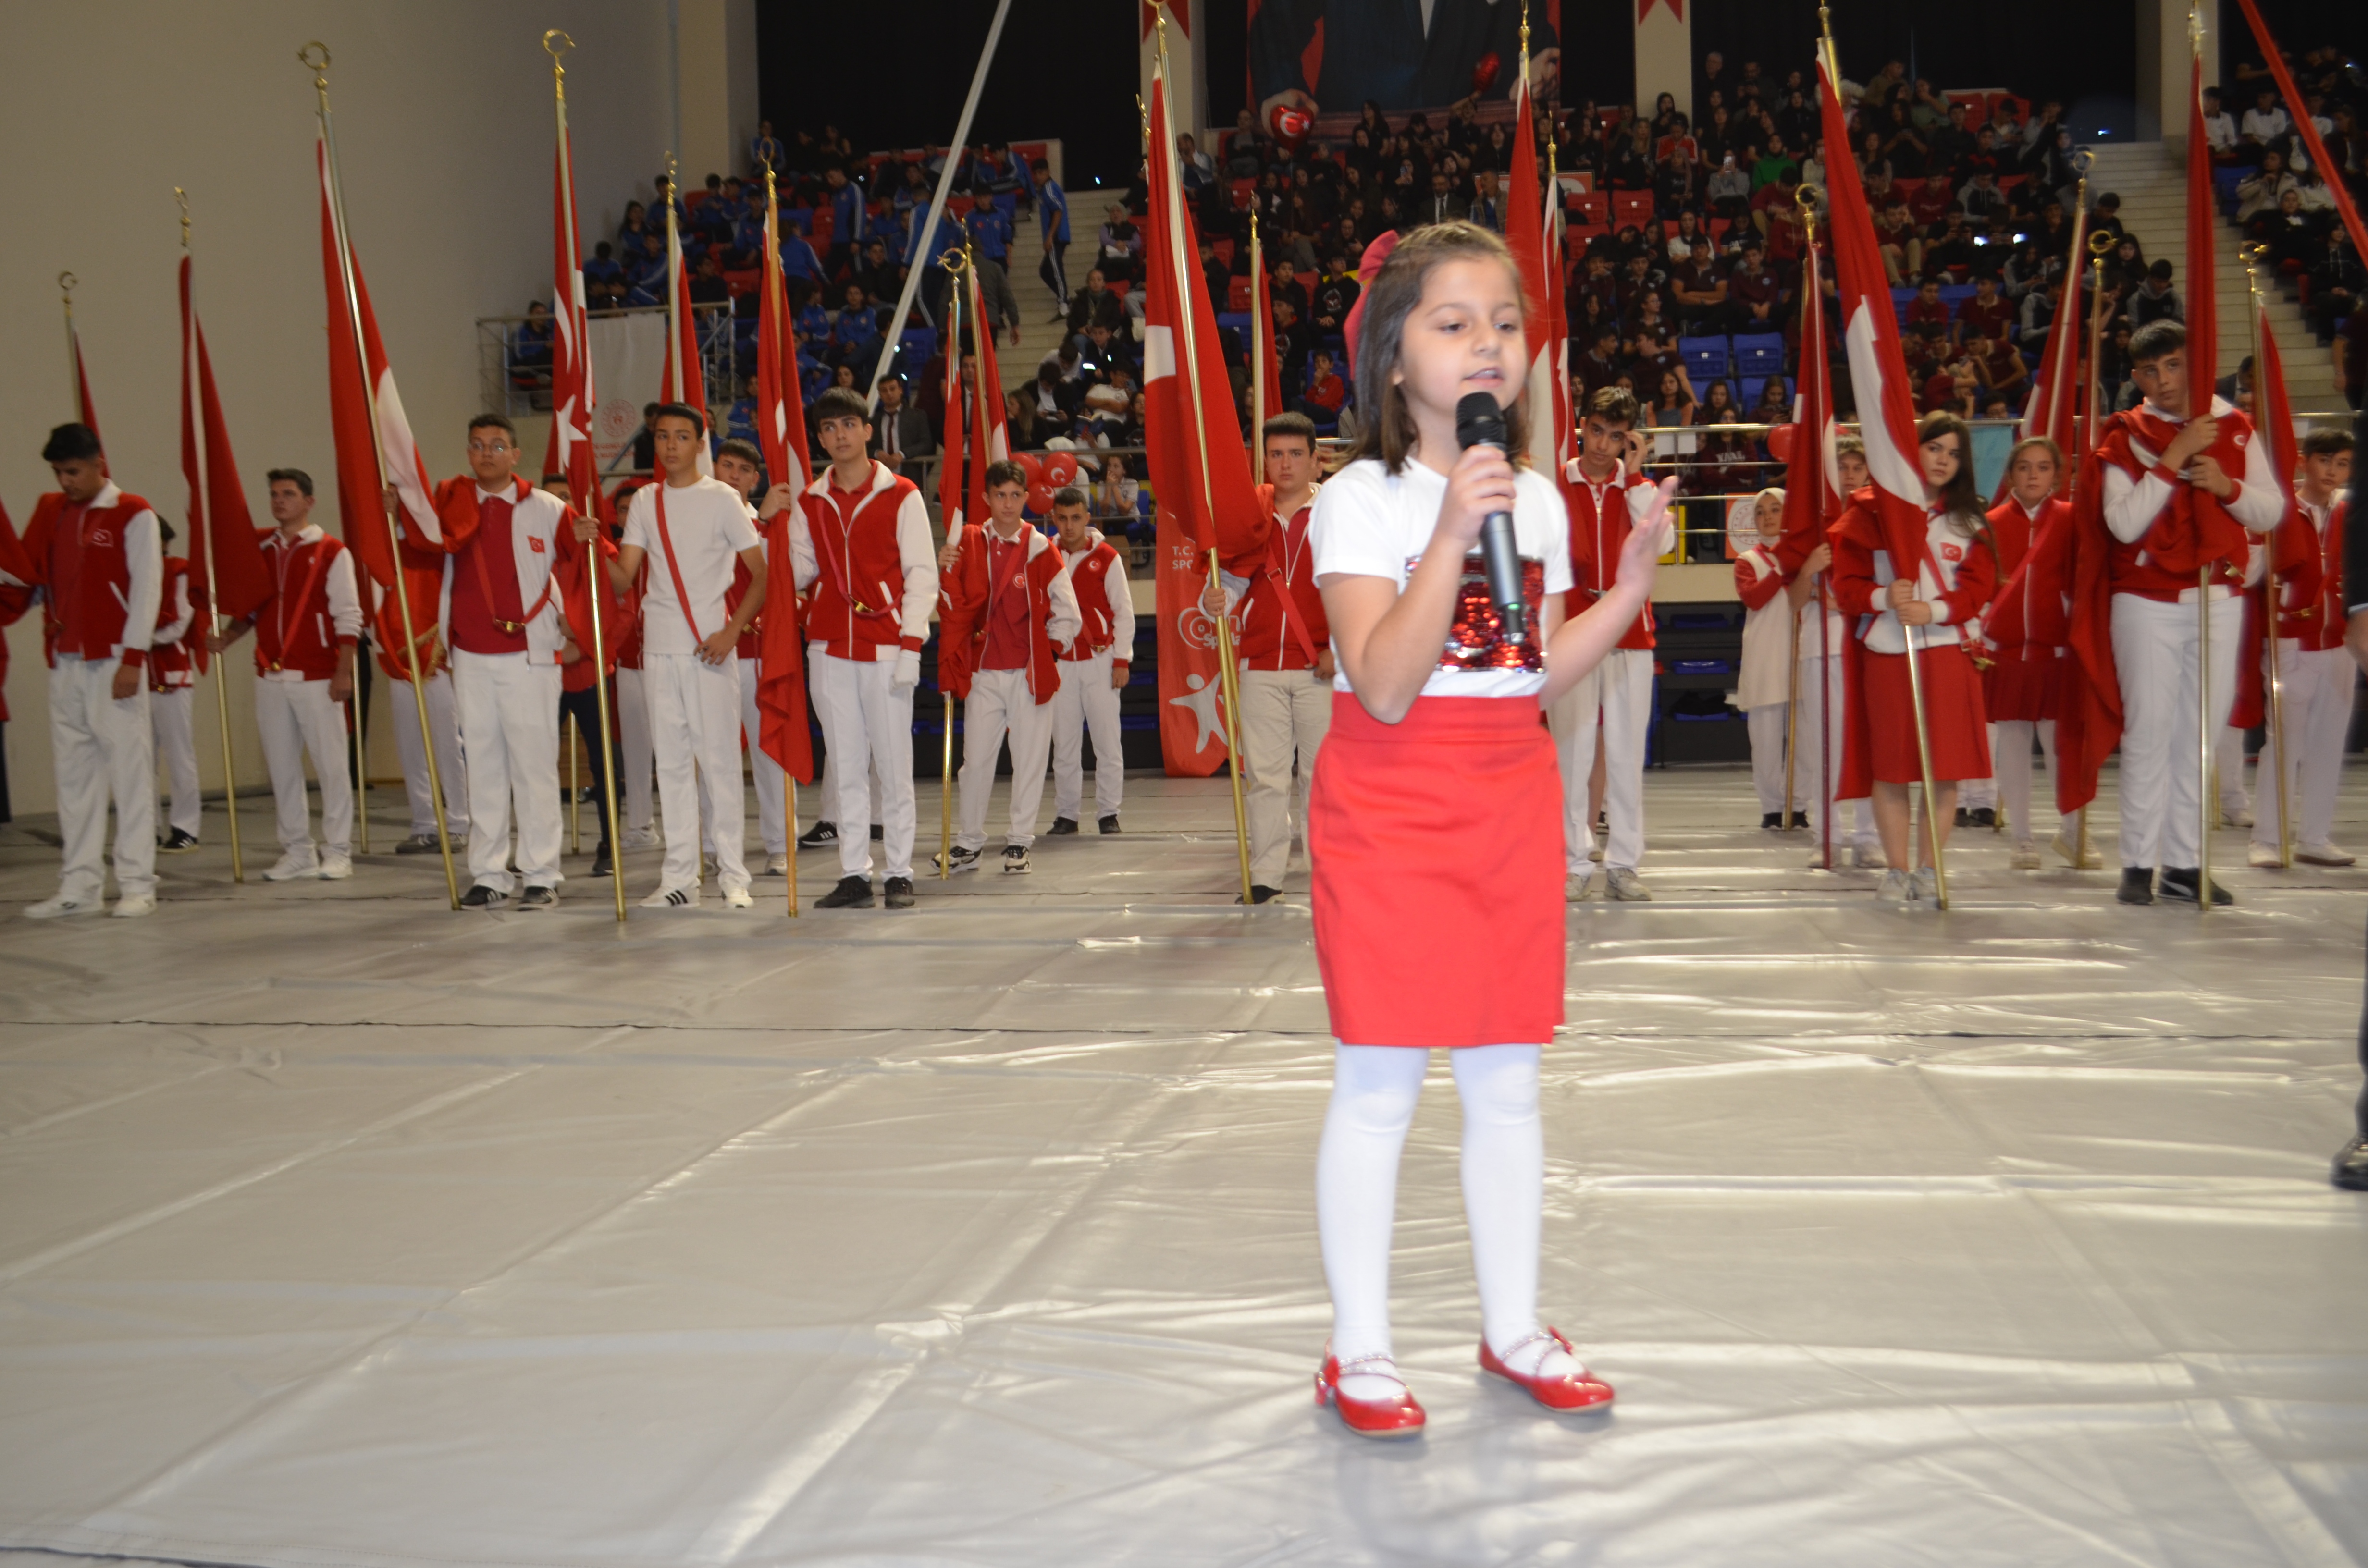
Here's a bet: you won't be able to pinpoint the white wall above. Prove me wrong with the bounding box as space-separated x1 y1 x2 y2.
1 1 677 817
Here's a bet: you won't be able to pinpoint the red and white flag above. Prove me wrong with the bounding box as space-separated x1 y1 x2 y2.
2016 199 2088 488
961 266 1010 527
72 323 100 438
1503 72 1570 484
551 119 599 508
1814 54 1930 575
179 257 271 657
1775 234 1842 577
319 138 440 586
938 325 970 533
661 202 713 477
1143 63 1262 776
1252 238 1284 424
754 180 815 784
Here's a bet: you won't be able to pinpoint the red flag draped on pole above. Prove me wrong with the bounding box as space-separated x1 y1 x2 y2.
2230 293 2315 731
661 191 714 477
2017 199 2089 489
72 330 100 438
1144 64 1264 775
1253 249 1284 424
1776 236 1841 576
753 175 816 784
938 327 970 533
319 140 441 586
178 257 271 668
962 266 1010 527
1503 69 1568 486
551 128 598 511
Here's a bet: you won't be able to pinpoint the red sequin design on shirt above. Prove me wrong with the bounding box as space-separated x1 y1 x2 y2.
1414 552 1547 672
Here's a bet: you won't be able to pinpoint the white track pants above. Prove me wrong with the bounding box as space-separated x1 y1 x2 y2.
1795 653 1879 851
807 649 917 881
2112 591 2241 870
642 654 747 893
2254 641 2356 850
50 654 155 902
2215 723 2251 815
1991 719 2062 841
616 666 654 834
737 658 789 857
1547 645 1652 871
956 667 1053 852
388 670 469 840
150 685 201 840
1238 665 1330 886
1745 702 1792 815
453 650 562 893
814 749 883 828
1052 649 1127 823
255 676 351 858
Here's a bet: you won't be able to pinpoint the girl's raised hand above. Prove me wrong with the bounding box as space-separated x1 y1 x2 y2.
1617 477 1681 583
1435 441 1520 551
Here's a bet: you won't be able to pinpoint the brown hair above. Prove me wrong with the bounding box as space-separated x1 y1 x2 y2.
1350 222 1530 473
2301 426 2356 458
1585 385 1640 428
1915 411 1987 539
2005 435 2062 472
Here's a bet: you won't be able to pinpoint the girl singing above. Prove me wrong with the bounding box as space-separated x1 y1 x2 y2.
1307 223 1669 1438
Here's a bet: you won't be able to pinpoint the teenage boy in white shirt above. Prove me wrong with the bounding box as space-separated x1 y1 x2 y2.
588 404 768 908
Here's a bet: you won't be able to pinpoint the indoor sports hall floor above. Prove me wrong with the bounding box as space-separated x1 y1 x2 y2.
2 763 2364 1567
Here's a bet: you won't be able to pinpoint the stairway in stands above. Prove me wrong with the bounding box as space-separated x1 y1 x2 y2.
2083 142 2343 412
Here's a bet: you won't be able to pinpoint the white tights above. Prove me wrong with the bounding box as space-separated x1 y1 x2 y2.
1317 1042 1575 1396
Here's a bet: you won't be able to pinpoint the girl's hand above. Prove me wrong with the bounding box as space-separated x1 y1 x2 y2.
1617 478 1679 586
1435 441 1519 551
1887 577 1917 611
1897 599 1935 626
1802 541 1832 576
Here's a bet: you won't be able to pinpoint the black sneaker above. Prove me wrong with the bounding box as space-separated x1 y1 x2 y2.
870 823 883 840
459 884 507 909
592 845 614 878
1789 811 1809 829
1953 807 1975 827
1238 884 1283 905
797 821 839 849
2334 1137 2368 1192
883 875 916 909
1969 807 1997 828
1760 812 1783 831
158 829 201 854
518 885 557 909
1048 817 1081 835
2157 867 2233 906
816 874 875 908
2116 867 2156 905
1002 845 1032 874
934 845 981 874
1098 814 1121 834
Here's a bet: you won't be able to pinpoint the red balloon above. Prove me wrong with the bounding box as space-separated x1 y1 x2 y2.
1471 52 1501 95
1041 451 1080 489
1764 422 1798 463
1028 480 1058 515
1015 452 1045 489
1267 103 1314 154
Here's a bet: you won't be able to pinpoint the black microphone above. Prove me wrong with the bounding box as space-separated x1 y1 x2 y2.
1454 391 1528 641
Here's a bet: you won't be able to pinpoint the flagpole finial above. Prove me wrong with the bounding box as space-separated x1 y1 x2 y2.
58 270 76 303
1153 0 1169 72
543 28 572 95
174 187 190 250
1519 0 1530 81
1795 181 1821 242
297 40 330 83
2187 3 2204 58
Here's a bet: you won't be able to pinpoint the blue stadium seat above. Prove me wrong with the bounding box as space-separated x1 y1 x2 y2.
1731 332 1786 379
1679 334 1731 383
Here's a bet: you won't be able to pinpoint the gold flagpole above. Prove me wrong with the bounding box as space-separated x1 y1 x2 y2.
2240 242 2293 868
2067 227 2118 870
938 246 972 879
1820 9 1945 907
1783 185 1821 833
59 272 80 417
546 31 628 924
176 193 246 882
756 149 800 918
2189 8 2215 913
1248 210 1265 446
303 42 459 908
1155 3 1256 903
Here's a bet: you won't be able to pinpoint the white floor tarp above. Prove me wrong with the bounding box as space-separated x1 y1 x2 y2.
2 767 2364 1567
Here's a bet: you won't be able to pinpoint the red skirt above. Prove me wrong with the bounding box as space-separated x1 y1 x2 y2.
1982 647 2062 723
1308 692 1565 1047
1858 640 1991 785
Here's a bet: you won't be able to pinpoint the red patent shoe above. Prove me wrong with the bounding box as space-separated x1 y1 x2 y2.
1314 1348 1427 1439
1478 1327 1616 1411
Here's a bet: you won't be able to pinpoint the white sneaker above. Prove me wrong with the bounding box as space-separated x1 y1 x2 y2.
723 885 753 909
622 827 659 850
110 893 157 918
263 847 319 882
640 885 698 908
2010 840 2042 870
763 854 790 877
318 853 354 881
1565 870 1597 902
1603 867 1652 901
1875 869 1914 903
2248 841 2284 868
24 894 103 919
2298 842 2357 867
1909 866 1939 905
1850 843 1887 870
2221 806 2255 829
1588 844 1606 863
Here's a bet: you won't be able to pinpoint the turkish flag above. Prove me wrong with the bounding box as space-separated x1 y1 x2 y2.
2016 203 2087 491
178 257 271 665
1775 235 1841 576
661 201 712 477
753 182 814 784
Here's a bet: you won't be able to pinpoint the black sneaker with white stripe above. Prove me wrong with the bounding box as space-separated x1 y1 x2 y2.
797 821 839 850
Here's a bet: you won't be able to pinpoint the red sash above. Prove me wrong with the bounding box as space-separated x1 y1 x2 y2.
652 483 704 645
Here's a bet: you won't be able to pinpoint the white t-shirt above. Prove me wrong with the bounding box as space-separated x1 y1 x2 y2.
622 477 763 656
1309 456 1575 700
